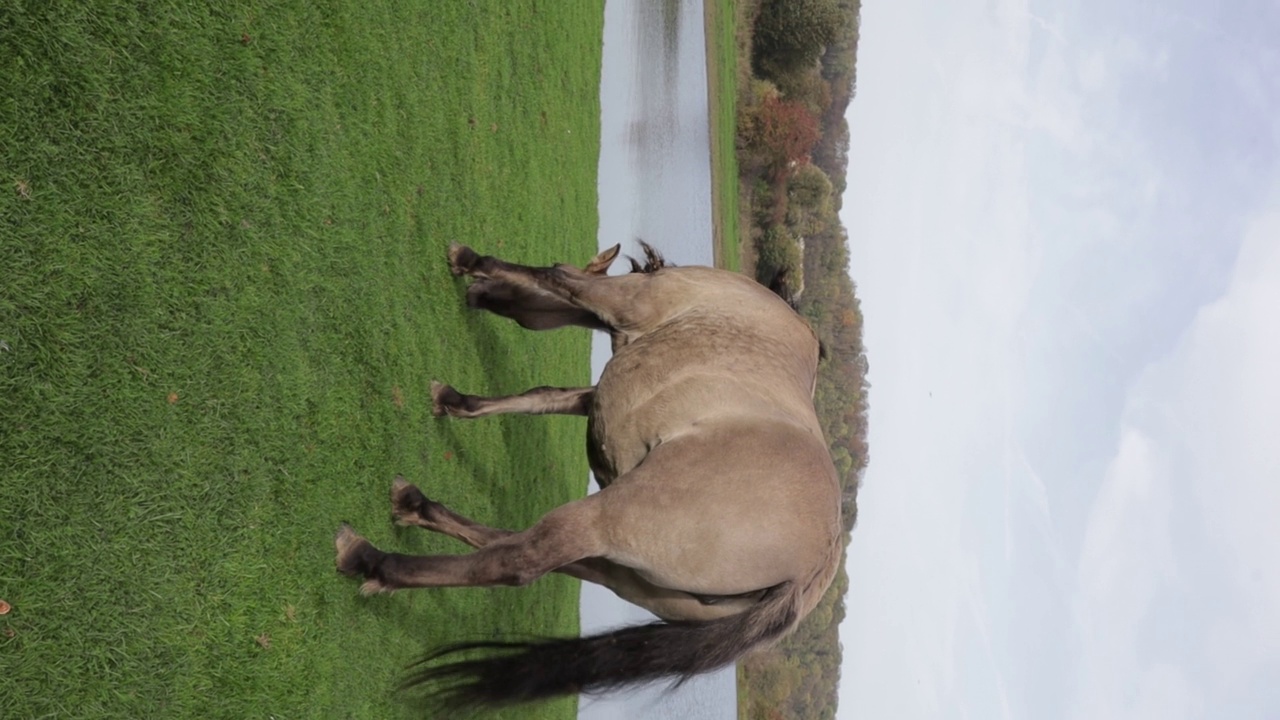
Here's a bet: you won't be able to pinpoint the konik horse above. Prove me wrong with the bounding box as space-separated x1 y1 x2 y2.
335 242 842 711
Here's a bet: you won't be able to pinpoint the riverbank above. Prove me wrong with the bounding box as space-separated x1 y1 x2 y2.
703 0 742 271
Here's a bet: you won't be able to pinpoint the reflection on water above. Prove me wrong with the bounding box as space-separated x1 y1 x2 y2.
581 0 736 719
596 0 714 270
621 1 675 148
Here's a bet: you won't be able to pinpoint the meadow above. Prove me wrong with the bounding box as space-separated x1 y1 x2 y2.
704 0 742 272
0 1 603 717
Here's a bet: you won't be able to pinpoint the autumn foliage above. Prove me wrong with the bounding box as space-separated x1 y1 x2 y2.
747 95 821 180
732 0 866 719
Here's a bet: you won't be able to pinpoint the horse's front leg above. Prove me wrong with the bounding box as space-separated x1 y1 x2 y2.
447 243 621 332
431 382 593 418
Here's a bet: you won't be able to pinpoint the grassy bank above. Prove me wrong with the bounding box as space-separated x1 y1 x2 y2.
0 1 602 718
704 0 741 271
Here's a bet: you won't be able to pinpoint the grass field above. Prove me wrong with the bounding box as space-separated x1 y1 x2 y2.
704 0 741 272
0 1 603 718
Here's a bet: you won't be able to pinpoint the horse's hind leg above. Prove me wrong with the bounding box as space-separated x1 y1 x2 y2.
388 478 755 621
390 476 509 547
389 477 611 585
430 382 592 419
336 493 606 593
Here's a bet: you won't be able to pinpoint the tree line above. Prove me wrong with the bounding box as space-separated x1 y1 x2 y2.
733 1 865 719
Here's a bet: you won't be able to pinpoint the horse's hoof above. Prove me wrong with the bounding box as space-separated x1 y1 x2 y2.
334 524 373 577
391 475 428 526
447 243 479 276
430 380 463 417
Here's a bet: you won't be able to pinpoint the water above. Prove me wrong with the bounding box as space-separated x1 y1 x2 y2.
578 1 737 719
595 0 715 268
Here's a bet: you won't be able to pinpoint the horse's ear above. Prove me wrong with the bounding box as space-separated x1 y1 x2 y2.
584 244 622 275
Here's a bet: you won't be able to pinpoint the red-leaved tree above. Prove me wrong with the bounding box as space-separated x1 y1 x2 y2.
751 95 822 181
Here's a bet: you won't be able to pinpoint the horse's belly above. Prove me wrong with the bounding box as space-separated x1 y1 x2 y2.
587 313 815 486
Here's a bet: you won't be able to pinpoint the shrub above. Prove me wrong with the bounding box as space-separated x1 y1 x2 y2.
787 164 833 211
743 95 821 180
755 226 804 292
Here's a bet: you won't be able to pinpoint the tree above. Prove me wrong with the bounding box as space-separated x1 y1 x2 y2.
748 95 821 180
753 0 845 77
788 164 834 210
773 66 833 115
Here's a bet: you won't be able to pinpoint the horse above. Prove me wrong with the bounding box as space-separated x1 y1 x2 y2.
335 241 843 712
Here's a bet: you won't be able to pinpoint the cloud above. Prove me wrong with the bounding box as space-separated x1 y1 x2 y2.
1070 203 1280 719
1076 48 1109 92
1072 426 1184 719
841 1 1278 718
1177 209 1280 700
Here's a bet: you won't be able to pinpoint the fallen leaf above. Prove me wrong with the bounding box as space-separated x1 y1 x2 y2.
15 179 30 200
284 604 297 622
241 33 251 45
0 599 10 614
255 633 271 649
2 627 13 638
167 392 179 404
443 451 454 461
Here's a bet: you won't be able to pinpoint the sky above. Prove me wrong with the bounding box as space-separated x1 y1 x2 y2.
838 0 1280 718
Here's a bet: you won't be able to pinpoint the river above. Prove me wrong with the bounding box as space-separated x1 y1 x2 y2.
578 1 737 719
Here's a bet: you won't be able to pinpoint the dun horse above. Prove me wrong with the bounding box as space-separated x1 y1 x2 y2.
335 242 842 711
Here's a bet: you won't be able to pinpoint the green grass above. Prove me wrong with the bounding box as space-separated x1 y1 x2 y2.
0 1 603 718
705 0 741 272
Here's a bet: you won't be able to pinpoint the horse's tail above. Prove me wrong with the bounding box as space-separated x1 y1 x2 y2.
399 581 799 713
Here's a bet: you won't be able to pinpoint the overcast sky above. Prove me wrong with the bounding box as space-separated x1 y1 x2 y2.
838 0 1279 718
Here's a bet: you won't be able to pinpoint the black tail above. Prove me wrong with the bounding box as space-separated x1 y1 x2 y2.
399 582 797 713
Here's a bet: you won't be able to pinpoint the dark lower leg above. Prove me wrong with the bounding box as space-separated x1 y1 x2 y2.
389 477 611 585
391 477 509 546
448 244 620 332
336 516 592 593
430 383 593 419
